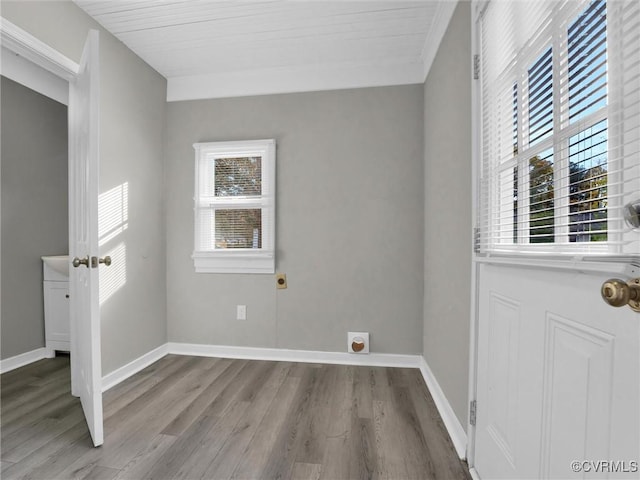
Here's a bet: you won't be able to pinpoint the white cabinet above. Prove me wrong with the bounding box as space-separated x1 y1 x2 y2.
42 255 70 356
43 281 70 355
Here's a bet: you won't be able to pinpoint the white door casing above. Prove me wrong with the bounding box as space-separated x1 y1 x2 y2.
69 29 103 448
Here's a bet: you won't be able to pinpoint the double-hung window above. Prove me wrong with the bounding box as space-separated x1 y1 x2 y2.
193 139 276 273
478 0 639 256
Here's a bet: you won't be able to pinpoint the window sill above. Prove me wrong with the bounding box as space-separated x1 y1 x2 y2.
475 252 639 276
192 251 275 274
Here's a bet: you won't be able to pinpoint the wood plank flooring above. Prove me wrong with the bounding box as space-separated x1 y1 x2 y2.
1 355 470 480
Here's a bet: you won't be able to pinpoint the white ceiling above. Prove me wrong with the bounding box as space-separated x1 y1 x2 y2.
74 1 456 101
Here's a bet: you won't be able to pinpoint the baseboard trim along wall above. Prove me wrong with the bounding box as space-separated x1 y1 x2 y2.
419 356 468 459
469 467 481 480
0 347 50 374
101 343 170 392
166 342 423 368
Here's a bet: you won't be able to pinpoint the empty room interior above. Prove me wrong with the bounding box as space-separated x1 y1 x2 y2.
1 1 639 479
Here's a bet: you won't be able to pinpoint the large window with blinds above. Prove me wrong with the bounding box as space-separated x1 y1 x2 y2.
478 0 639 255
193 139 276 273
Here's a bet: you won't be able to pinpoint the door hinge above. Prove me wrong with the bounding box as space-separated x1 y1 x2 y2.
473 227 481 253
470 400 477 426
473 54 480 80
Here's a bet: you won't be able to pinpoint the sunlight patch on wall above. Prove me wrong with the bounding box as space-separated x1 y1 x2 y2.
99 242 126 305
99 182 128 246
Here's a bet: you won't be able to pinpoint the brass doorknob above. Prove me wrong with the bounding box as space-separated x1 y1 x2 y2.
99 256 112 266
72 256 89 268
601 278 640 312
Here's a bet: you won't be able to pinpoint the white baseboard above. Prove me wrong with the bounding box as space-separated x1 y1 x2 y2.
0 347 49 374
166 342 422 368
101 343 169 392
419 356 468 459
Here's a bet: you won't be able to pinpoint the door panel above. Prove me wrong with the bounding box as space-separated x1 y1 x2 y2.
485 294 520 470
540 314 614 478
69 29 103 447
475 264 639 479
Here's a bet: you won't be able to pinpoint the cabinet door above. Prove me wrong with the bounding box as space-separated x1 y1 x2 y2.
44 282 70 350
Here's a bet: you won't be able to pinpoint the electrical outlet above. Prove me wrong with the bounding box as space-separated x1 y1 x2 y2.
276 273 287 289
236 305 247 320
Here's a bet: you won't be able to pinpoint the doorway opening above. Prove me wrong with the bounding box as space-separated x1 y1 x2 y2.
1 75 70 365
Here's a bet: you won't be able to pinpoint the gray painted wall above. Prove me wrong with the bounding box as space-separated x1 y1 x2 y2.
423 1 472 427
1 76 68 360
166 86 424 354
1 1 168 374
1 6 473 432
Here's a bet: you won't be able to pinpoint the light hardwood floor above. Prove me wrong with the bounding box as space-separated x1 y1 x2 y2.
1 354 470 480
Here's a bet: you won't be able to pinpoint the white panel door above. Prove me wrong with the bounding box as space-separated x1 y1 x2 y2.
69 29 103 447
473 0 640 477
475 263 639 479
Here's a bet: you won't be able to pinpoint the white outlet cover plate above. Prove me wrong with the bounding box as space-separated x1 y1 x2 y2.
347 331 369 354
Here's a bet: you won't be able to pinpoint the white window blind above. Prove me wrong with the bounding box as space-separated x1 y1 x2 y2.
478 0 640 256
193 139 276 273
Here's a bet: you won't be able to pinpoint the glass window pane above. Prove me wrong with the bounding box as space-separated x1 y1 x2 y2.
214 157 262 197
569 120 608 242
215 209 262 249
528 47 553 147
529 148 554 243
568 0 607 124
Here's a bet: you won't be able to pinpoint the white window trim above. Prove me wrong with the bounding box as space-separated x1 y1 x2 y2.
476 0 637 259
192 139 276 274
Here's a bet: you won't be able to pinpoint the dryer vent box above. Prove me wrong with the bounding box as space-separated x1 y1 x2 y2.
348 332 369 354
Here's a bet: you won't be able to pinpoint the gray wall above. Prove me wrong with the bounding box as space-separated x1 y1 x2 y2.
166 86 424 354
423 1 472 427
1 76 68 360
1 1 168 374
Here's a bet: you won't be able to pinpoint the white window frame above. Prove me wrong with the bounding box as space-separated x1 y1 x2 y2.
192 139 276 274
477 0 632 258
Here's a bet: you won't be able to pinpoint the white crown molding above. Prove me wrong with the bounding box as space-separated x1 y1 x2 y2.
419 356 468 459
0 17 78 81
167 342 423 368
421 1 458 81
101 343 169 392
167 60 424 102
0 347 50 374
1 45 69 104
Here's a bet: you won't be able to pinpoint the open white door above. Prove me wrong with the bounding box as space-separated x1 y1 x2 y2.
472 1 639 478
69 29 103 447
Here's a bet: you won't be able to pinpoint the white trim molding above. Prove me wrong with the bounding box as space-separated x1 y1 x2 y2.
1 46 69 104
469 467 482 480
0 348 50 374
101 343 169 392
0 17 78 81
167 60 424 102
166 342 422 368
419 356 468 459
421 1 458 80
